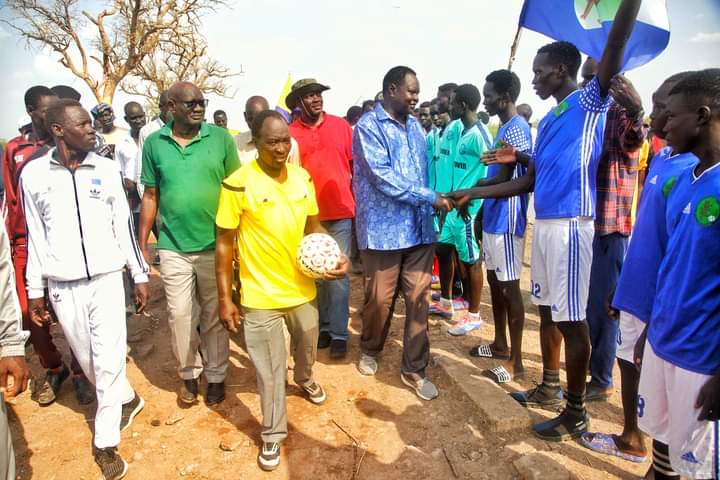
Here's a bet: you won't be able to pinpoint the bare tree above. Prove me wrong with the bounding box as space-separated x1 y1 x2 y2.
121 26 240 103
1 0 232 104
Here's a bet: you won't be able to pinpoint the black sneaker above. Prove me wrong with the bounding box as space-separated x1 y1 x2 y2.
36 363 70 406
510 384 563 407
533 408 590 441
73 375 95 405
258 442 280 471
205 382 225 406
317 331 331 349
179 378 198 404
94 446 128 480
329 339 347 359
120 393 144 432
301 381 326 405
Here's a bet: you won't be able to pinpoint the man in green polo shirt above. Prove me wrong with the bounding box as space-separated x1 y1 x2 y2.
139 81 240 406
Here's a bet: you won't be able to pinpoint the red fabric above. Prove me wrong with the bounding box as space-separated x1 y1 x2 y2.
2 135 82 373
289 114 355 221
594 102 645 236
2 133 51 245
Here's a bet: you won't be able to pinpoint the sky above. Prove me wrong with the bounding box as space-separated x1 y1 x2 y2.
0 0 719 139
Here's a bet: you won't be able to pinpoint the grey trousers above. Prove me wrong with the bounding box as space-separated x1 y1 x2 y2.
1 393 15 480
159 249 229 383
244 301 319 443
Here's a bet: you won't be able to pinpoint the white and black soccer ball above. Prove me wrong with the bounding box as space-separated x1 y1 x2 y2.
297 233 341 279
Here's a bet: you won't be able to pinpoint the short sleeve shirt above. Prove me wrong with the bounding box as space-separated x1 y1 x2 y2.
648 162 720 375
450 123 490 216
141 121 241 252
533 77 611 219
482 115 533 236
216 161 319 309
434 119 463 194
289 114 355 221
612 149 698 321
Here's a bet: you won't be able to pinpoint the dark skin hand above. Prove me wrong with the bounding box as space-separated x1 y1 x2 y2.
454 163 514 221
696 372 720 421
28 297 50 327
215 217 351 334
633 326 647 371
609 74 643 116
605 287 619 321
0 356 29 399
134 283 149 313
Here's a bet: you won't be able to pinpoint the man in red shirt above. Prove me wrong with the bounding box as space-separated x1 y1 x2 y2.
287 79 355 358
1 86 91 406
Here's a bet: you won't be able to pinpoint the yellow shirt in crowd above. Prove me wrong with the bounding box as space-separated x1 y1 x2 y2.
215 160 319 310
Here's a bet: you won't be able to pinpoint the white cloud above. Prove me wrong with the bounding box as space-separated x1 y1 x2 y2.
0 27 10 40
689 32 720 43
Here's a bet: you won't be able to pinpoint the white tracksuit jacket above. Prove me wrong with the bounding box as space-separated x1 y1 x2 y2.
21 149 149 299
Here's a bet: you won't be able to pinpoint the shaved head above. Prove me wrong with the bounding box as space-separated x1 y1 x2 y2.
168 81 202 100
244 95 270 129
246 95 269 112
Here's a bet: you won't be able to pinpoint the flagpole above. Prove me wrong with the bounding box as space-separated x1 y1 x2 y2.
507 25 523 70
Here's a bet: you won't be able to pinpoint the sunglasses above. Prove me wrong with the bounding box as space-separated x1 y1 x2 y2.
180 99 209 109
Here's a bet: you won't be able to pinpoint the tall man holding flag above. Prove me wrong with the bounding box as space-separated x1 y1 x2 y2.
449 0 642 441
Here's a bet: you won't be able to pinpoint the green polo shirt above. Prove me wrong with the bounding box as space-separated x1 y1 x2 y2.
141 121 240 252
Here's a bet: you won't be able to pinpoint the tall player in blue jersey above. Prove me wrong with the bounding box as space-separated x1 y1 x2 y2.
448 0 642 441
466 69 532 384
580 71 696 468
638 68 720 480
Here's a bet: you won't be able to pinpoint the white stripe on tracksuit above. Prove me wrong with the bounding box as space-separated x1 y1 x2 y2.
21 149 148 449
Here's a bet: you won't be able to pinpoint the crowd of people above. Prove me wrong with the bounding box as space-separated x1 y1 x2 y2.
0 0 718 478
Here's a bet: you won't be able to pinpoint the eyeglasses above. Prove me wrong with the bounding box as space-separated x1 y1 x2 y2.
180 99 209 109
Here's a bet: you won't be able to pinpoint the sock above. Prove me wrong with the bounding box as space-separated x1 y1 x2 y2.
542 369 561 390
652 440 680 479
440 297 453 311
468 311 480 322
565 390 586 418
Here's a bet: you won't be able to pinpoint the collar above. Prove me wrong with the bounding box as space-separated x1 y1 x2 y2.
294 112 326 129
159 120 210 141
13 131 51 149
48 147 98 168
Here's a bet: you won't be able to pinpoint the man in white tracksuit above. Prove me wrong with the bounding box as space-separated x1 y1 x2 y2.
21 98 148 480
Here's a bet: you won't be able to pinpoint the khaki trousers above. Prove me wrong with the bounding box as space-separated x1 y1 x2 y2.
360 244 434 377
243 302 318 443
159 249 229 382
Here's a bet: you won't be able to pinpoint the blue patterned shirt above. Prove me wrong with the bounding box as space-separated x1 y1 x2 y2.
352 103 436 250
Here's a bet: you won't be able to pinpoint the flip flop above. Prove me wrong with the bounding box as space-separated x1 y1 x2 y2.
469 344 511 360
483 366 512 384
579 432 647 463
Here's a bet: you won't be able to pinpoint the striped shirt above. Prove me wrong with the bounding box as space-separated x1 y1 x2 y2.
533 77 611 219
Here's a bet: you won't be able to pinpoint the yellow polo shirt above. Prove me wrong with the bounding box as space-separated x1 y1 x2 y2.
216 160 319 309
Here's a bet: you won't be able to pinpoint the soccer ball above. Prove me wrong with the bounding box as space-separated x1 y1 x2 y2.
297 233 341 279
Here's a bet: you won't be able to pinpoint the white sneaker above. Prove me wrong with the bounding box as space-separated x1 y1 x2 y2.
447 313 482 336
258 442 280 471
357 354 378 376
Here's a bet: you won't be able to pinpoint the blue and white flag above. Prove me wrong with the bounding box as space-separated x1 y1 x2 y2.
519 0 670 70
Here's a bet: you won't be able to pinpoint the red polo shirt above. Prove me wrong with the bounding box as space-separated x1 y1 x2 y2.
289 113 355 221
2 132 51 252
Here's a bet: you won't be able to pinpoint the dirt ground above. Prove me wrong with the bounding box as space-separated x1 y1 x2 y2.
8 238 651 480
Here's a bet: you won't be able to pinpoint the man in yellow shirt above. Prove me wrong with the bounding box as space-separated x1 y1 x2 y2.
215 110 348 472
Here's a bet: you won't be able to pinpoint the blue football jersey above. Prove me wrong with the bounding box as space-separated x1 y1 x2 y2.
482 115 533 236
612 149 698 321
532 77 610 219
648 162 720 375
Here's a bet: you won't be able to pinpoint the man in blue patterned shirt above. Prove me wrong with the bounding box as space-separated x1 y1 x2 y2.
352 66 453 401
